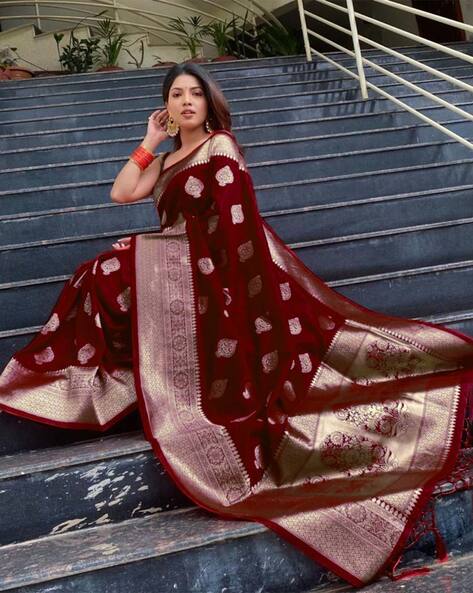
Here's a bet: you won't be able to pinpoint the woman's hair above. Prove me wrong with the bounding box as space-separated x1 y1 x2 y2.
161 63 245 157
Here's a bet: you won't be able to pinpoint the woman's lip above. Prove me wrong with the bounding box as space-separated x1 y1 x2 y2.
182 112 195 115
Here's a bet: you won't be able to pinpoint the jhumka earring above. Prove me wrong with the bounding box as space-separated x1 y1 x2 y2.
166 116 179 137
205 119 213 133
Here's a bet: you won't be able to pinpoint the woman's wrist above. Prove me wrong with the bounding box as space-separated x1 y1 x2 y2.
141 136 160 152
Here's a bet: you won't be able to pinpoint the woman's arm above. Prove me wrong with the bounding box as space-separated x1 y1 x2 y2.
110 109 169 204
110 145 162 204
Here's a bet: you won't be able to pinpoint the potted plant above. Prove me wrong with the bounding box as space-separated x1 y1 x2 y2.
204 17 240 62
256 22 303 57
56 9 107 74
167 15 209 63
58 31 101 73
151 54 177 69
0 47 33 80
226 9 258 60
123 36 147 69
93 17 127 71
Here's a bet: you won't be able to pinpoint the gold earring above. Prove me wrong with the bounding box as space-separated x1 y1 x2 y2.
205 119 213 133
166 116 179 137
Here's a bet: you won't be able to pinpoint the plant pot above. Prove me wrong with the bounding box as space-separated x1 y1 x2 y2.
152 61 177 69
95 65 125 72
211 55 239 62
2 67 33 80
32 70 70 78
183 57 209 64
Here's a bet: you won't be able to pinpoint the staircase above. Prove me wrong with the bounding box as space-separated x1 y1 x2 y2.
1 43 473 591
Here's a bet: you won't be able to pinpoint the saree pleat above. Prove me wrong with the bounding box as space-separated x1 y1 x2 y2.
1 128 473 586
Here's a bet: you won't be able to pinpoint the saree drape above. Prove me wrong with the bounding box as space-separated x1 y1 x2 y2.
1 129 473 586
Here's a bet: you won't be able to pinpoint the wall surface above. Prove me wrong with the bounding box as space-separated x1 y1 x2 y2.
460 0 473 40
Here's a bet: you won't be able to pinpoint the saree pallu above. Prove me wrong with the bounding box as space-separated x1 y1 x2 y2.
1 129 473 587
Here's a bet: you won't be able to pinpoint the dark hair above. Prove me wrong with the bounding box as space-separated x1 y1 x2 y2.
161 63 245 157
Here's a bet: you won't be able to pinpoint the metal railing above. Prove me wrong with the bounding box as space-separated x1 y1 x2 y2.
0 0 284 57
296 0 473 151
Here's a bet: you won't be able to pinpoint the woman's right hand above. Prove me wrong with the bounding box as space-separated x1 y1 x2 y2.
145 109 171 147
112 236 131 250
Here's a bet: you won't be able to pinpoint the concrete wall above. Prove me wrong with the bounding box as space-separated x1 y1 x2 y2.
460 0 473 40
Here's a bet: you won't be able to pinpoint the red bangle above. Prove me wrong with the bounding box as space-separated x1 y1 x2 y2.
130 145 156 170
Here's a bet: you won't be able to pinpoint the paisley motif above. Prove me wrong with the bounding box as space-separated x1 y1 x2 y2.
184 175 204 198
262 350 278 373
209 378 228 399
117 287 131 312
197 257 215 275
248 274 262 298
100 257 120 276
215 164 234 187
77 343 96 364
255 316 272 334
230 204 244 224
299 353 312 373
34 346 55 365
83 292 92 316
40 313 60 335
215 338 238 358
280 282 291 301
288 317 302 335
237 240 254 262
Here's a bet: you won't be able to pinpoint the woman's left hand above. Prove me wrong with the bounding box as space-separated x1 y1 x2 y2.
112 236 131 250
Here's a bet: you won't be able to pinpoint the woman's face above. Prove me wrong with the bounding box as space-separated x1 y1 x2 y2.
166 73 208 133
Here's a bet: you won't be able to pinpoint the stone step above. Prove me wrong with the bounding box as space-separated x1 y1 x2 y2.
0 474 471 592
4 131 473 193
2 73 473 134
3 58 473 115
2 39 472 97
0 432 191 545
3 177 470 247
4 107 472 174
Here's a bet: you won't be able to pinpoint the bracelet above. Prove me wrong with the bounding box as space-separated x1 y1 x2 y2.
130 144 156 171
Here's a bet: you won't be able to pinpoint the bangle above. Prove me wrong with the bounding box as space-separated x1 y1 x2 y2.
130 145 156 171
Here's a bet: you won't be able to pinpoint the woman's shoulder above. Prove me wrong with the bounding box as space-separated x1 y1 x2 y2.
209 129 241 160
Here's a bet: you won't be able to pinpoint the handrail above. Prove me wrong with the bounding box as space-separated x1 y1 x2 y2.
316 0 473 63
296 0 473 151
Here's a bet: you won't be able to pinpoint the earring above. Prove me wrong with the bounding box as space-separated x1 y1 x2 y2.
205 119 213 133
166 116 179 137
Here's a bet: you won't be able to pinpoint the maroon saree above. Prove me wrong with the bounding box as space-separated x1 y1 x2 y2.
1 129 473 586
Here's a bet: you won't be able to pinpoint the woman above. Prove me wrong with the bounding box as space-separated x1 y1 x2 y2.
1 63 473 587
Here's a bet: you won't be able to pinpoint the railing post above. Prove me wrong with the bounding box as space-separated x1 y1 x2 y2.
113 0 122 33
346 0 368 99
296 0 312 62
34 0 42 30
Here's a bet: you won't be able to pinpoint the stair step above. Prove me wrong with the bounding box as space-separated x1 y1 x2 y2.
337 551 473 593
3 178 470 246
0 479 471 592
2 40 472 98
3 134 473 193
5 116 472 171
4 63 473 116
0 432 192 546
3 74 473 129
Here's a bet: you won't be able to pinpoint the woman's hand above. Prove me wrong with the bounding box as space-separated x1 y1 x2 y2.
112 236 131 250
145 109 171 148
